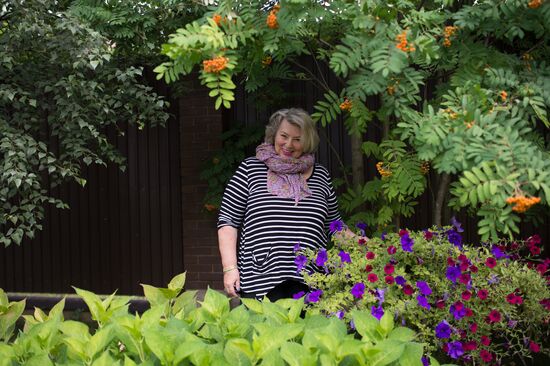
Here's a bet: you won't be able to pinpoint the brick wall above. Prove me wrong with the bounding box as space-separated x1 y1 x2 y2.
179 78 224 290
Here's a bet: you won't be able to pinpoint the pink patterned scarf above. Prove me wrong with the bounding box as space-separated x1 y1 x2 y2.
256 143 314 204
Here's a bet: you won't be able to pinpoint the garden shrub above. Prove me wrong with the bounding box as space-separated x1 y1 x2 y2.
298 221 550 364
0 273 444 365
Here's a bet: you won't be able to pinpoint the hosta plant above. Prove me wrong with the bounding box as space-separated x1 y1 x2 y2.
0 273 444 365
297 221 550 365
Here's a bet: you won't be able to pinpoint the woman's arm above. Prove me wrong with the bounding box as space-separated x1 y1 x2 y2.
218 226 240 297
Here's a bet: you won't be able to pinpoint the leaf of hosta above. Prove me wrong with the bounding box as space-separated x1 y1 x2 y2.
351 310 381 342
223 338 254 366
399 342 424 366
280 341 316 366
200 287 230 319
167 272 186 292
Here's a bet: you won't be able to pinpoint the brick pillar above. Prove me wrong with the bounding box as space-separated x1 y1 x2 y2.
179 78 223 290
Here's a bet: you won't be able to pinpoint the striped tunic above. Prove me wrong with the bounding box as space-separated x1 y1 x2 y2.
217 157 341 296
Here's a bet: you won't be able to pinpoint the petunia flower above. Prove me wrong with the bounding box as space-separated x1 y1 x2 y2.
384 263 395 275
491 245 507 259
366 251 375 260
486 309 501 323
459 272 471 285
338 250 351 264
416 281 432 296
371 305 384 320
387 245 397 255
435 320 452 339
329 220 344 233
293 243 301 252
463 341 477 351
469 322 477 333
375 288 385 304
421 356 430 366
315 249 328 267
367 273 378 283
294 255 308 272
529 341 540 353
356 222 367 236
477 289 488 300
450 301 466 320
306 289 323 303
365 264 373 272
400 233 414 252
447 229 463 249
446 341 464 359
436 299 446 309
385 275 395 285
351 282 365 299
479 350 492 362
485 257 497 268
395 276 407 285
381 231 387 240
424 230 433 240
446 265 461 283
399 229 408 237
292 291 305 299
403 284 414 295
417 295 431 310
480 336 491 346
461 290 471 301
450 216 464 232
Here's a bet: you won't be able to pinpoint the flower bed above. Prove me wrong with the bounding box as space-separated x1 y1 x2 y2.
297 220 550 364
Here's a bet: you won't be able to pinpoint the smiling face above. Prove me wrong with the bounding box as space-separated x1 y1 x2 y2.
274 119 304 159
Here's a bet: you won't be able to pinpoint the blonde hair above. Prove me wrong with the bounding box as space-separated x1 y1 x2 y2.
264 108 320 153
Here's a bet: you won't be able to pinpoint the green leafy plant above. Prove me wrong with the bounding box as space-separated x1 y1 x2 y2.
298 221 550 364
0 273 445 365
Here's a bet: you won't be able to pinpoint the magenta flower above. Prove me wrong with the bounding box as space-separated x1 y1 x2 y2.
384 263 395 275
387 245 396 255
424 230 433 240
403 284 414 295
385 275 395 285
486 309 501 323
366 251 375 260
351 282 365 299
480 350 492 362
477 289 488 300
529 341 540 353
485 257 497 268
367 273 378 283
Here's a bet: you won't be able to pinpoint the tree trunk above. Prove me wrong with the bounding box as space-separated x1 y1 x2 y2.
350 134 364 187
434 173 451 227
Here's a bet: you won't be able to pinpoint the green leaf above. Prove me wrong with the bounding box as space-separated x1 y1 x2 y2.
223 338 254 366
351 310 381 341
200 288 230 319
379 311 394 337
280 342 316 366
167 272 186 292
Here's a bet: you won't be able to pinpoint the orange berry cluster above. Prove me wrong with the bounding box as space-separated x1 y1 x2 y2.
262 55 272 66
213 14 222 26
376 162 392 177
528 0 542 9
443 26 458 47
387 85 396 95
204 203 218 212
499 90 508 102
203 56 229 73
506 195 541 213
339 98 352 111
266 4 280 29
420 161 430 175
443 108 458 119
395 30 415 52
465 121 475 129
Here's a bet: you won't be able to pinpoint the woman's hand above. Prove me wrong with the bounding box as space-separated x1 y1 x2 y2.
223 269 240 297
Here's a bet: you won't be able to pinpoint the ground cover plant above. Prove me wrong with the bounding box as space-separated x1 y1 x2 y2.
295 220 550 364
0 273 447 365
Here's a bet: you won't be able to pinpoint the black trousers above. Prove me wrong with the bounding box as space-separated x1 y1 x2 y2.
240 279 309 302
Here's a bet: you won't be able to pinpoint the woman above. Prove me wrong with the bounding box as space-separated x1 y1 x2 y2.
217 108 342 300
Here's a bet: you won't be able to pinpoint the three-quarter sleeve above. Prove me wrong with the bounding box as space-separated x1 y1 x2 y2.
217 160 249 229
324 170 343 232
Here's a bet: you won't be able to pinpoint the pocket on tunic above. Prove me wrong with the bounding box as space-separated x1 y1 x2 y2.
251 245 274 274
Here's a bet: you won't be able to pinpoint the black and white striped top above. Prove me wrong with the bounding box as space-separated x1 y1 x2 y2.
217 157 341 296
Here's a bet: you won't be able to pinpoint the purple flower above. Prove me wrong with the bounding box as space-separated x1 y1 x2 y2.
450 303 466 320
395 276 407 286
450 216 464 232
435 320 452 339
375 288 385 304
329 220 344 233
491 245 507 259
447 229 463 249
400 233 414 252
446 341 464 359
293 243 301 252
293 291 305 299
335 310 345 319
487 273 500 285
351 282 365 299
416 281 432 296
421 356 430 366
381 231 387 241
295 255 308 272
315 249 328 267
417 295 431 310
306 289 323 303
371 305 384 321
445 266 461 283
338 250 351 264
356 222 367 236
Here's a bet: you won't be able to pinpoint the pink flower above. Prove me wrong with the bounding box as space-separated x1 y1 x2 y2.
536 263 548 275
358 238 367 245
463 341 477 351
480 336 491 346
366 251 375 260
459 272 471 284
480 350 492 362
399 229 408 237
384 263 395 275
530 246 541 256
403 284 414 295
477 289 488 300
470 265 479 273
458 254 468 263
387 245 396 255
469 322 478 333
367 273 379 283
465 307 473 317
385 275 395 285
485 257 497 268
529 341 540 353
424 230 433 240
459 262 469 272
447 257 456 266
486 309 501 323
365 264 373 272
462 290 472 301
436 299 446 309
